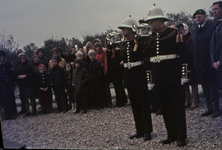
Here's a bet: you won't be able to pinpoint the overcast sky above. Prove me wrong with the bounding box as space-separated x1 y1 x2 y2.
0 0 214 49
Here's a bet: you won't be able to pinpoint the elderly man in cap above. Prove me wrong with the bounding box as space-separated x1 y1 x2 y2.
192 9 220 118
143 4 188 146
116 15 153 141
0 50 17 120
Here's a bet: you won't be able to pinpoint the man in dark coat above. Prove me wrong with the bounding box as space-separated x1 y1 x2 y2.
210 1 222 117
193 9 220 118
118 15 153 142
0 51 17 120
144 5 188 146
72 59 90 114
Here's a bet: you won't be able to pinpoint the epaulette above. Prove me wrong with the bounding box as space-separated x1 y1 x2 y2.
175 28 183 43
176 33 183 43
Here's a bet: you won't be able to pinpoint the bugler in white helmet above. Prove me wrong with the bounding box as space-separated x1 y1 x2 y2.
118 15 137 29
144 3 169 22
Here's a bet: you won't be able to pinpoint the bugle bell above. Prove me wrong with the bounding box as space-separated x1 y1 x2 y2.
106 31 125 45
132 23 151 36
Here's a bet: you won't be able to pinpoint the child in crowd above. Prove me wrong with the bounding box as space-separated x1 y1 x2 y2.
37 64 51 114
49 56 67 113
72 59 90 114
88 49 104 110
76 51 88 70
64 63 76 112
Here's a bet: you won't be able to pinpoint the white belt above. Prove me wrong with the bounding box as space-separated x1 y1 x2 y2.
124 61 144 69
150 54 178 63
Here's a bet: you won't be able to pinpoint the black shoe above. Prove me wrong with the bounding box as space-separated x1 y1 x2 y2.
129 133 143 139
1 116 11 121
56 110 61 113
96 106 103 110
82 110 87 114
10 115 16 120
31 112 36 116
156 109 163 115
212 111 220 118
143 133 151 141
17 110 26 114
160 138 177 144
63 110 67 113
177 140 186 146
201 110 213 117
26 112 31 116
74 110 80 114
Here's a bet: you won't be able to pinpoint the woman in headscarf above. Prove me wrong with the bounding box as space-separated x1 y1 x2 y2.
15 53 37 116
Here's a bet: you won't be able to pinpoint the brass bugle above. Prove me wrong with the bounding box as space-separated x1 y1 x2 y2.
106 31 124 45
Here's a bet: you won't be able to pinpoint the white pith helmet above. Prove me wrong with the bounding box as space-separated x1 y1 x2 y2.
118 14 137 29
144 3 169 22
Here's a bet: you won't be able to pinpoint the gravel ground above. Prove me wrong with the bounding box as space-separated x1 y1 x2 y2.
1 87 222 149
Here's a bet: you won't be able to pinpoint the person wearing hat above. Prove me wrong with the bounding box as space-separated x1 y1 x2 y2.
0 50 17 120
144 4 188 146
117 15 153 141
192 8 220 118
15 52 37 116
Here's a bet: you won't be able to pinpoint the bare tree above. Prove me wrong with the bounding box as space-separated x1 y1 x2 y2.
0 31 19 61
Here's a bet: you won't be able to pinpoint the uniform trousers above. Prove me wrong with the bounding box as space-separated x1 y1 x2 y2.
127 87 153 135
201 83 219 113
113 80 127 106
0 89 17 117
155 83 187 140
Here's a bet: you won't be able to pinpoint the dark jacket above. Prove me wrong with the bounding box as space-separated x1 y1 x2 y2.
63 71 74 92
15 61 36 87
37 72 50 95
120 36 148 88
192 22 217 84
72 59 90 95
0 60 15 89
89 59 103 84
49 65 65 87
148 27 188 85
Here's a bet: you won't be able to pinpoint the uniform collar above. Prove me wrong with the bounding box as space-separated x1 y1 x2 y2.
155 25 167 33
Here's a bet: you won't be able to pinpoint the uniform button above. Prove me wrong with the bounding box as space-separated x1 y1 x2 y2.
156 51 159 54
157 38 159 40
127 56 130 58
43 81 45 83
157 44 159 47
156 48 159 50
127 59 129 62
127 42 130 44
3 68 5 70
